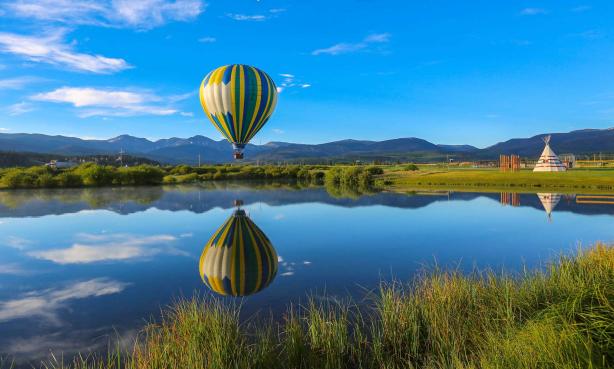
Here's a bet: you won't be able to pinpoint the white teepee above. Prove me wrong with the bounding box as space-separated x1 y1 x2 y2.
533 135 566 172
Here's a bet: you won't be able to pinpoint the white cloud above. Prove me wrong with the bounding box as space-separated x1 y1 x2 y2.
312 32 391 56
7 101 34 116
364 33 391 43
520 8 547 15
0 278 128 323
226 13 266 21
276 73 311 93
198 36 216 43
0 76 44 90
28 233 184 264
0 30 130 74
0 128 9 132
226 7 285 22
32 87 184 117
4 0 205 30
571 5 591 12
281 271 294 276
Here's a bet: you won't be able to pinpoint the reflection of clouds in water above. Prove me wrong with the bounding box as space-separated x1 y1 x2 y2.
4 327 138 360
3 236 33 250
277 255 312 277
0 278 128 324
273 214 285 220
28 233 187 264
0 263 29 275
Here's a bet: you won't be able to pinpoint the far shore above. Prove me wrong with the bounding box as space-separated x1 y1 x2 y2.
1 163 614 194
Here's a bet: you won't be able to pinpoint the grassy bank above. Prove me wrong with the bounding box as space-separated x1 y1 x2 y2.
43 244 613 369
382 168 614 193
0 164 329 189
2 163 614 194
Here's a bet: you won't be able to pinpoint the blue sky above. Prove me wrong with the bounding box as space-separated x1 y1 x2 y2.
0 0 613 147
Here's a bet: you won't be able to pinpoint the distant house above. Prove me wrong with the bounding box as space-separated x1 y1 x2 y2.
45 160 78 169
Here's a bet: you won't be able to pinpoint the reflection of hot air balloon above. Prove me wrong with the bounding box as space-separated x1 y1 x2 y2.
199 207 278 296
199 64 278 160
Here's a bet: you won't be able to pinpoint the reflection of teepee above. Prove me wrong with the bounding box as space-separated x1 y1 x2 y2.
537 193 561 221
533 135 566 172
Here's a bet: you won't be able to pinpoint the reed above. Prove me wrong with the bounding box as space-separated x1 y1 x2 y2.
43 244 613 369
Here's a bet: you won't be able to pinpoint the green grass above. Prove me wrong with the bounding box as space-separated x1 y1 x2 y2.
382 168 614 193
42 244 614 369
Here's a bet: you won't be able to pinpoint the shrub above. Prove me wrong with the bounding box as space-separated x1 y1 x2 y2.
0 169 38 188
404 164 419 171
55 172 83 187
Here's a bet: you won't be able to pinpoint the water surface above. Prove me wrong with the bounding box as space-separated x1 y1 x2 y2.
1 184 613 365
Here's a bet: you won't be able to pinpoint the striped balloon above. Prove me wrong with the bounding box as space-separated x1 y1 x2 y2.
199 209 278 296
199 64 278 158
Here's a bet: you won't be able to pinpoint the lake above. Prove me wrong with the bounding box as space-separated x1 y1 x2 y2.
1 184 614 366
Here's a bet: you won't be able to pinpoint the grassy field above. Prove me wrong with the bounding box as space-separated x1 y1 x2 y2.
34 244 614 369
381 167 614 193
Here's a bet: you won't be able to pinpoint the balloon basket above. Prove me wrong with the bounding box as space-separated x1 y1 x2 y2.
233 152 244 160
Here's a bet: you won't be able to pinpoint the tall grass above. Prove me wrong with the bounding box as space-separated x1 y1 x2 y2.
44 244 613 369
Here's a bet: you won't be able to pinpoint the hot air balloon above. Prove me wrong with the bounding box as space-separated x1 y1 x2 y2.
199 204 278 296
199 64 278 160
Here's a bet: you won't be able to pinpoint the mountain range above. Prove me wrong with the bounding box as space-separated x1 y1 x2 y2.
0 128 612 165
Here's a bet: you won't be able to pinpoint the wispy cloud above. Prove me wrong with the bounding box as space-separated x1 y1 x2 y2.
276 73 311 93
312 32 391 56
28 233 185 264
0 278 128 323
520 7 548 15
198 36 216 43
3 0 205 30
226 8 285 22
0 30 130 74
32 87 188 117
571 5 591 12
226 13 266 21
7 101 34 116
0 76 45 90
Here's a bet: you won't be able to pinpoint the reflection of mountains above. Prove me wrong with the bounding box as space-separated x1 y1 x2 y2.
1 185 613 218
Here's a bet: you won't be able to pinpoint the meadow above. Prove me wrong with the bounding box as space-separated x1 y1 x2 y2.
27 244 614 369
381 166 614 193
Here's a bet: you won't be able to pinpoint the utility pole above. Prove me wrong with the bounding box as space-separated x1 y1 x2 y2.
198 154 201 167
119 148 124 166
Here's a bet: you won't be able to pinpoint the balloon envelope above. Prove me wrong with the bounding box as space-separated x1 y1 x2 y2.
199 64 278 157
199 209 278 296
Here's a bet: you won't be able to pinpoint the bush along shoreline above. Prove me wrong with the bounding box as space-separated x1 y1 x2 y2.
36 244 614 369
0 163 386 190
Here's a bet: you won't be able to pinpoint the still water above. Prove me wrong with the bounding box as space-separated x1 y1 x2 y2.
1 184 613 364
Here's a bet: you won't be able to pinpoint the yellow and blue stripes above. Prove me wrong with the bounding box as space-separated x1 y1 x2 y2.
199 65 278 148
199 209 278 296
